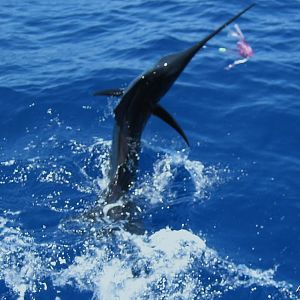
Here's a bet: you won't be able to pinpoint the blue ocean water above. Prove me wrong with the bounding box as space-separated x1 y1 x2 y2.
0 1 299 299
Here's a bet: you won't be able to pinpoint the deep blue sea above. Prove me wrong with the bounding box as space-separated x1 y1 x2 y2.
1 1 300 299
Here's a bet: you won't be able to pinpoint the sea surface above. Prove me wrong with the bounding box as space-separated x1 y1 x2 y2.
0 1 299 299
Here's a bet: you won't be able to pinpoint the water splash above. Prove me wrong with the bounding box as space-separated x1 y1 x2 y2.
0 139 297 299
135 151 219 204
0 216 47 299
1 217 295 299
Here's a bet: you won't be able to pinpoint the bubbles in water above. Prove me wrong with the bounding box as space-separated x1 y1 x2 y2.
0 137 297 300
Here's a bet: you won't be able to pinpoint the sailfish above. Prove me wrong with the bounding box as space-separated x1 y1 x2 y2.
91 4 255 233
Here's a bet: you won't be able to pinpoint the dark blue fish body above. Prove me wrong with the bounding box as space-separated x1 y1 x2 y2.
92 4 255 233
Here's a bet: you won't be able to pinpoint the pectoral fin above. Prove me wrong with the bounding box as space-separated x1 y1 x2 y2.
152 104 189 146
93 88 125 97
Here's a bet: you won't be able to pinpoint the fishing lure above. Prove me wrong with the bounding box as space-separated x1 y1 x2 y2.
220 24 253 70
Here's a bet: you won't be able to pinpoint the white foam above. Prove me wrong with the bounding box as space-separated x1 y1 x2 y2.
0 159 16 166
52 228 206 299
50 228 295 300
0 220 296 299
135 152 218 204
0 140 296 299
0 217 47 299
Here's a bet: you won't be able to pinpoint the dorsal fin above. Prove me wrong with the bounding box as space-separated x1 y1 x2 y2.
93 88 125 97
152 104 189 146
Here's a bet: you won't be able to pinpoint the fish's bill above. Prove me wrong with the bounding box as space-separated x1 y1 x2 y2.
194 3 256 53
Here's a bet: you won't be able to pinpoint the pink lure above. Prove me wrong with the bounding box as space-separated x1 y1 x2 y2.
225 24 253 70
237 39 253 58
